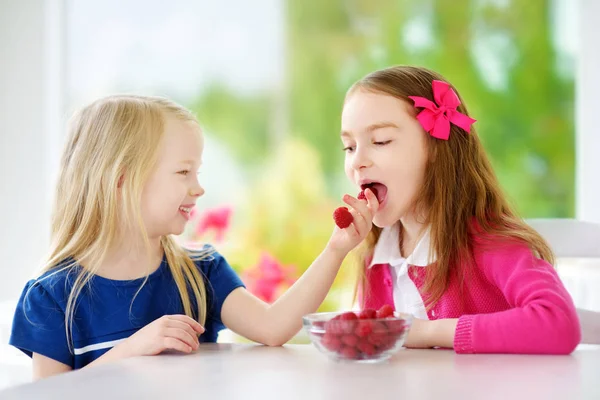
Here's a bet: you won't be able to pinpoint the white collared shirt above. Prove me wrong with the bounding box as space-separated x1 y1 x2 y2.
369 223 436 319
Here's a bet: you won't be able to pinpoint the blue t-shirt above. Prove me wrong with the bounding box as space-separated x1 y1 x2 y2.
9 247 244 369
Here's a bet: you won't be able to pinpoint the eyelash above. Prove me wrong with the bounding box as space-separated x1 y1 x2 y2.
178 170 190 175
342 140 392 153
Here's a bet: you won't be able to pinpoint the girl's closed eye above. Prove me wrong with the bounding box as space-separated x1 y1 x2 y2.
177 170 190 176
374 140 392 146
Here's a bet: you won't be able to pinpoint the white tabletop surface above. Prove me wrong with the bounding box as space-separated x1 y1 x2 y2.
1 343 599 400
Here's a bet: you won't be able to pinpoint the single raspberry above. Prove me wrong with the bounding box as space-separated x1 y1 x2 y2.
367 332 389 347
377 335 397 351
339 346 359 359
358 308 377 320
326 312 357 335
322 332 342 352
376 304 394 319
367 322 387 347
341 334 359 347
354 320 373 338
357 339 376 356
339 312 358 334
325 318 345 336
333 207 353 229
339 312 358 321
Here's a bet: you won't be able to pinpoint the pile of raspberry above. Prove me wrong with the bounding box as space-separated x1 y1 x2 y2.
318 305 408 360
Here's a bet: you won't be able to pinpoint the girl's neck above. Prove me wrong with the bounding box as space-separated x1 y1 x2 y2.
399 211 428 258
95 235 164 281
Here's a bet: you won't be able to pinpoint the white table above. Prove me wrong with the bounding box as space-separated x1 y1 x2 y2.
1 344 599 400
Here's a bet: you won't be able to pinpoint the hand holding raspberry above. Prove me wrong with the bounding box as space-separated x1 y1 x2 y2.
327 188 379 255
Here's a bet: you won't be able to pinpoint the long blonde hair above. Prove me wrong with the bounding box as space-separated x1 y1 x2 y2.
30 95 208 350
350 66 554 308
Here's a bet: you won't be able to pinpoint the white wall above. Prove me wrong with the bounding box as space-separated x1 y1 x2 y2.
0 0 64 301
576 0 600 223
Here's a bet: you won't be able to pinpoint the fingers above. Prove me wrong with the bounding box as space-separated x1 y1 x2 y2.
168 319 201 341
164 327 199 351
343 194 371 220
167 315 205 334
163 337 193 353
363 188 380 214
343 208 363 238
348 208 370 237
342 195 372 236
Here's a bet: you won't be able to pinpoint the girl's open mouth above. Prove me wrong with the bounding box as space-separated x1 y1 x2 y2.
361 182 388 205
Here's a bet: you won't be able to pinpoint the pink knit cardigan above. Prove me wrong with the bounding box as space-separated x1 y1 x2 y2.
363 234 581 354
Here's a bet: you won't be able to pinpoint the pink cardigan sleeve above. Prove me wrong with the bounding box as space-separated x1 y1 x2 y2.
453 240 581 354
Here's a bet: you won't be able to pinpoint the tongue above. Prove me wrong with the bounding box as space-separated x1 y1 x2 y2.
370 183 387 204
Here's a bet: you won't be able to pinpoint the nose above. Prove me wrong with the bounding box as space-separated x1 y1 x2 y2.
189 179 205 198
350 146 373 171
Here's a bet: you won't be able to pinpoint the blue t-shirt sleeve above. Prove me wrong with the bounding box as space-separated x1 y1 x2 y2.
198 248 245 325
9 280 73 367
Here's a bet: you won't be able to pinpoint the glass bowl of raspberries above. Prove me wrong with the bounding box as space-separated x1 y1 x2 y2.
302 305 412 363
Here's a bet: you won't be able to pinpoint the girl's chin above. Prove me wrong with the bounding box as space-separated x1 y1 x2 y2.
372 213 399 229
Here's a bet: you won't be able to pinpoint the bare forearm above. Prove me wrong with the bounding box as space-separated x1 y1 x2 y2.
265 247 346 344
406 318 458 349
221 194 376 346
85 342 131 368
428 318 458 348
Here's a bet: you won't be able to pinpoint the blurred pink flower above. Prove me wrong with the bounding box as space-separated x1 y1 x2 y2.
242 253 297 303
194 206 232 242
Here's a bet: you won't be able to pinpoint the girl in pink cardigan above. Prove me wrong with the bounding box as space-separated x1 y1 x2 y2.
340 65 581 354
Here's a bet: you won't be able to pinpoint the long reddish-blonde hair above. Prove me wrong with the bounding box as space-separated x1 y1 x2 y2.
349 66 554 308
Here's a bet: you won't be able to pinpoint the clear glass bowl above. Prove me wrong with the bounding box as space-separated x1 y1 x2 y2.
302 311 412 363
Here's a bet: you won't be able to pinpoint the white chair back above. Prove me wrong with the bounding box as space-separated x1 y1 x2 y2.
525 218 600 258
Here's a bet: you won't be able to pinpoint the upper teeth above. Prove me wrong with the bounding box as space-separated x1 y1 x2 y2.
180 207 191 213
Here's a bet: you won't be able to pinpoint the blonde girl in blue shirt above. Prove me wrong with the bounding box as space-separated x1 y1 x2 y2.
10 95 378 378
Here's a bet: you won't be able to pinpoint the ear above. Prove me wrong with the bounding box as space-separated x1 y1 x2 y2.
117 175 125 189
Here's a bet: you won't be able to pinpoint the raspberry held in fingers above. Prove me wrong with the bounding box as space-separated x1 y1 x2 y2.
333 207 353 229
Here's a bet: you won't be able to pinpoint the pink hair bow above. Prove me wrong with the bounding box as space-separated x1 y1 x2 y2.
408 80 476 140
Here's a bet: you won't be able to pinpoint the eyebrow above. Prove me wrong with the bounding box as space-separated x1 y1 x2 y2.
341 121 400 138
180 159 202 166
